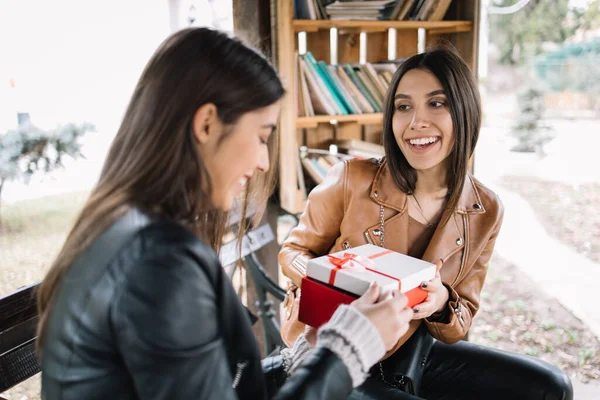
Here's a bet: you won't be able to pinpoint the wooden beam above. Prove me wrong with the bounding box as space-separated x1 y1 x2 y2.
232 0 282 356
233 0 273 57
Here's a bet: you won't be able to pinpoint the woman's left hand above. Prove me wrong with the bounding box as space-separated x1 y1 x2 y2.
412 260 449 320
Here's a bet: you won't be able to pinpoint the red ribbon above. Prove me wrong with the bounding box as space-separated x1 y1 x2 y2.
327 249 402 290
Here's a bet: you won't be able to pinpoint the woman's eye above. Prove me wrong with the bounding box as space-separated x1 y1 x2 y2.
430 100 446 108
396 104 411 112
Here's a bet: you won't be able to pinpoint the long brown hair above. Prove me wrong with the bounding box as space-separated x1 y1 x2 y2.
36 28 284 349
382 47 481 226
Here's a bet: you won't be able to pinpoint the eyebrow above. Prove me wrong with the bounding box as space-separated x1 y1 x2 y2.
261 124 277 134
394 89 445 100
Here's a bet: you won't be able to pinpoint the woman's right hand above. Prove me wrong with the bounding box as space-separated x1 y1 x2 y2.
350 282 412 351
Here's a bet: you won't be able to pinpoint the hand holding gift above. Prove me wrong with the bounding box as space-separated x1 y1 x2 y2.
350 281 413 351
411 260 450 320
299 244 437 329
303 281 413 351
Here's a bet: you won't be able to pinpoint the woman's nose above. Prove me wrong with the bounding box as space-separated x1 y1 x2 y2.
257 146 270 172
410 106 430 130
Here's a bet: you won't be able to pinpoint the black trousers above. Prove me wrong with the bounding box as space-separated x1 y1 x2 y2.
350 340 573 400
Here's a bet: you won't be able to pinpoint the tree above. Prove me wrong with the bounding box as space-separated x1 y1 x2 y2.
572 0 600 33
490 0 576 65
510 85 555 155
0 121 95 229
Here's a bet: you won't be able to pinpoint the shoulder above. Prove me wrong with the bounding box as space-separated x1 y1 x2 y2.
309 157 379 199
112 220 224 349
122 218 224 292
345 157 380 179
343 157 380 191
468 174 504 221
132 218 220 270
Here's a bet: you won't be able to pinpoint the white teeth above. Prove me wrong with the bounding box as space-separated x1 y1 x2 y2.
409 137 437 146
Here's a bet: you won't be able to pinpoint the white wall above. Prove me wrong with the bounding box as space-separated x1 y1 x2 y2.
169 0 233 33
0 0 234 203
0 1 169 202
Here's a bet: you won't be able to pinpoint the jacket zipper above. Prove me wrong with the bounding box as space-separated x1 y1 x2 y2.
450 214 468 325
450 214 468 288
232 361 248 388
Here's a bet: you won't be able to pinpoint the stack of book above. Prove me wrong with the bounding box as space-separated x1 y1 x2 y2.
295 0 453 21
389 0 453 21
300 140 385 186
296 52 402 117
326 1 397 20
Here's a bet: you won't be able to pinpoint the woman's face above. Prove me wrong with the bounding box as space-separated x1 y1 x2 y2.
392 68 454 176
196 102 280 211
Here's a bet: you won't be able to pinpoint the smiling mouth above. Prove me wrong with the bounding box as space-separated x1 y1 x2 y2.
406 136 440 151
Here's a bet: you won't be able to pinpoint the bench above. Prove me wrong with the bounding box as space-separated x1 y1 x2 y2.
0 209 291 395
0 283 41 398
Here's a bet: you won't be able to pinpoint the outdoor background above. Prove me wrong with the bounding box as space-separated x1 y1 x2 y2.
0 0 598 398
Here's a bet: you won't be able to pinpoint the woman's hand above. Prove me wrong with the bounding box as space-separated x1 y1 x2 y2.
350 282 413 351
412 260 449 320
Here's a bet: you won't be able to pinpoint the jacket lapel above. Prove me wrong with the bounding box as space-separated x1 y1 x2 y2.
422 174 486 264
365 160 410 254
368 162 486 265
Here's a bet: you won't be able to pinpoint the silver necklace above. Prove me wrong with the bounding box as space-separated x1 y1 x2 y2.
410 193 434 227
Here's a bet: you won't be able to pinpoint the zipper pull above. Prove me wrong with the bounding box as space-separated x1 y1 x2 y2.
454 302 465 325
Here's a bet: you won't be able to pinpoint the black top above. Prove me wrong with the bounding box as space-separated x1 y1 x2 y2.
41 209 352 399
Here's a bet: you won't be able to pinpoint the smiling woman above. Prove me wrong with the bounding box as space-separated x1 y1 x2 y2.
279 47 574 399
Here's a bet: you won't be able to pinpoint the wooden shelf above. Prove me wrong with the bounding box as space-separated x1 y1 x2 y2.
276 0 480 213
296 113 383 129
292 20 472 34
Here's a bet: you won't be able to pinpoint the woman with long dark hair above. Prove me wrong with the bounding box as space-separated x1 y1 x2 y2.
37 28 414 400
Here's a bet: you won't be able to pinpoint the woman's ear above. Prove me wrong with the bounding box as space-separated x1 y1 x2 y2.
192 103 219 144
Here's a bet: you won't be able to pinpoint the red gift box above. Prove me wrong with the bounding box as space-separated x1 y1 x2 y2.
298 276 428 329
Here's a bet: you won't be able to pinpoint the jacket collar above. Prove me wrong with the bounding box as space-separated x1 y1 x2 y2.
369 159 486 215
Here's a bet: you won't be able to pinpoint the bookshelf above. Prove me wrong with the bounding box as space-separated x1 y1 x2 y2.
276 0 481 214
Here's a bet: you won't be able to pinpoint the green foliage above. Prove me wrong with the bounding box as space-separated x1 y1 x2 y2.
564 328 579 345
533 38 600 95
0 121 94 182
490 0 575 65
0 121 95 225
578 348 596 366
524 346 540 357
511 85 555 154
572 0 600 32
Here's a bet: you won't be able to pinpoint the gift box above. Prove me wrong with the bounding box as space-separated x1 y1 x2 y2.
299 277 429 328
298 244 436 328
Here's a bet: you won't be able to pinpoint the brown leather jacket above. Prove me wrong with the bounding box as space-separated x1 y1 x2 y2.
279 158 504 353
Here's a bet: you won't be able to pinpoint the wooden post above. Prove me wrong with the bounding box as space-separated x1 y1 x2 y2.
233 0 281 356
233 0 273 56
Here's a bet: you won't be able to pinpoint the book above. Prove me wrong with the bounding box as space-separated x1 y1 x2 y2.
296 52 401 116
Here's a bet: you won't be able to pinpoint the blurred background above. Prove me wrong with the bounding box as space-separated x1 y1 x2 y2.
0 0 598 398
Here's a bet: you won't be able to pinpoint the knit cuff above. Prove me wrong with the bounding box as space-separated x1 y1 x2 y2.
280 333 311 375
316 305 385 386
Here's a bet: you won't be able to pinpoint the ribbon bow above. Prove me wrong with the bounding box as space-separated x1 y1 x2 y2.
327 253 375 272
327 249 401 290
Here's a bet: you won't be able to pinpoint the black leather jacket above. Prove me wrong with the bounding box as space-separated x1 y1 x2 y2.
41 209 352 399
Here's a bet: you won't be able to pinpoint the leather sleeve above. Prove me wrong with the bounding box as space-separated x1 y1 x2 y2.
114 247 354 399
279 161 347 287
113 250 239 400
272 349 353 400
425 203 505 344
